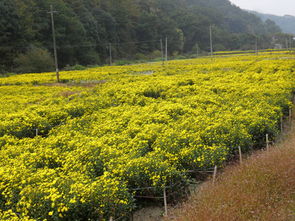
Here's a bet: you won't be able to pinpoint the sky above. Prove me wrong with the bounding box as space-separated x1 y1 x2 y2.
229 0 295 16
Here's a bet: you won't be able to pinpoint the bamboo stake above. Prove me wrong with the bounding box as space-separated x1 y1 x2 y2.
266 134 269 151
212 165 217 184
238 146 242 165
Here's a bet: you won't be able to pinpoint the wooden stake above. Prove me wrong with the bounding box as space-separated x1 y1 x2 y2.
280 116 283 132
238 146 242 165
130 213 134 221
36 129 38 136
212 165 217 184
289 107 292 121
163 187 168 216
266 134 269 151
109 216 113 221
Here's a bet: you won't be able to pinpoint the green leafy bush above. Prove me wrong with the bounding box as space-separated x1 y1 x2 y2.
14 47 54 73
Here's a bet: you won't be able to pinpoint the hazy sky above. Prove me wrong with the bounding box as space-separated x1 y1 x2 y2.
229 0 295 16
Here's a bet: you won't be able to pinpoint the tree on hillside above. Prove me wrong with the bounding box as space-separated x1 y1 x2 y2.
0 0 283 73
0 1 24 72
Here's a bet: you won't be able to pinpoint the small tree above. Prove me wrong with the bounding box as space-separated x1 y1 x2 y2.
14 47 54 73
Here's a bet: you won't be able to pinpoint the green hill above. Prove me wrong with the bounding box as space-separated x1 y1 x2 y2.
250 11 295 34
1 0 281 73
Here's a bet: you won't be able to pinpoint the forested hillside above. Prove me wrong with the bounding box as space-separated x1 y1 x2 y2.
250 11 295 35
0 0 282 73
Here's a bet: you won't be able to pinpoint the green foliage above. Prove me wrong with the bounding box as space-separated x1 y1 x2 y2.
0 1 24 69
252 11 295 34
150 50 163 59
1 0 284 73
63 64 86 71
14 47 54 73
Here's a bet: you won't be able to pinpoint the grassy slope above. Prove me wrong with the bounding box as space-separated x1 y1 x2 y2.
167 126 295 221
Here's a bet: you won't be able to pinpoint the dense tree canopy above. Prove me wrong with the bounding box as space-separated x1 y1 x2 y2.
0 0 283 73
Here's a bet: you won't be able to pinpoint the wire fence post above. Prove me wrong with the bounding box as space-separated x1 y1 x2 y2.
289 107 292 122
266 134 269 151
280 116 283 132
163 187 168 217
212 165 217 184
238 146 242 165
35 129 38 136
129 212 134 221
109 216 113 221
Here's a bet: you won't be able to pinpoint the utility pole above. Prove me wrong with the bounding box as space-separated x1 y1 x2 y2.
255 36 258 55
165 36 168 62
286 38 289 50
109 43 112 65
48 5 60 83
209 25 213 58
160 39 164 65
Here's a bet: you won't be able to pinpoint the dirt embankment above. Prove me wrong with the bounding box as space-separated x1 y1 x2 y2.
166 129 295 221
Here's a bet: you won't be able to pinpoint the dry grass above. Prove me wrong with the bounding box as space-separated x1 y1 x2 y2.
167 130 295 221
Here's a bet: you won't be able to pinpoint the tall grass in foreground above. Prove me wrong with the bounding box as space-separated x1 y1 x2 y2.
168 130 295 221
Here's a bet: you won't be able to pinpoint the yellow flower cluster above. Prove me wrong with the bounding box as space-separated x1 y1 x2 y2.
0 52 294 220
